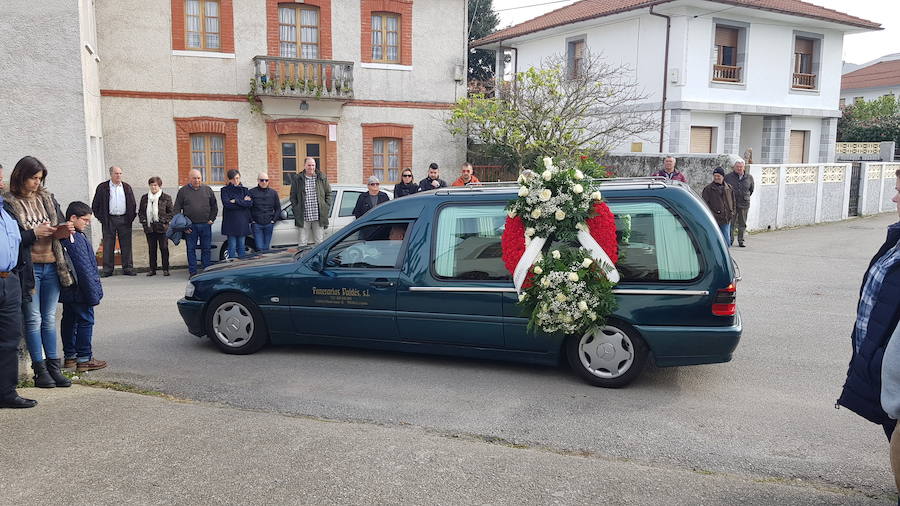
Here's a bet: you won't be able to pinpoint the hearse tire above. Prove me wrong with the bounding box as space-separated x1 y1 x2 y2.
566 322 648 388
205 294 269 355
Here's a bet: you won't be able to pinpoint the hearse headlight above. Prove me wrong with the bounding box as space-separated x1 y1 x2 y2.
185 281 196 299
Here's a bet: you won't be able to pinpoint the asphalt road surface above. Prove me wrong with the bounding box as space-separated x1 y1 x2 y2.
81 212 898 502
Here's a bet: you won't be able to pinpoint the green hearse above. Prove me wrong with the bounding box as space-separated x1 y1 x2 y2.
178 179 741 388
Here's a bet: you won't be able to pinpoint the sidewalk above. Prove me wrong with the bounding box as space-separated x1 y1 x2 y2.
0 385 888 505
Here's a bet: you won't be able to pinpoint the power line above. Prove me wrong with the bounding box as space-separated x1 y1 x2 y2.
495 0 576 13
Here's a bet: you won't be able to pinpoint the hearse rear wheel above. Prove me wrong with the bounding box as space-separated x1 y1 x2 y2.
566 323 648 388
206 294 269 355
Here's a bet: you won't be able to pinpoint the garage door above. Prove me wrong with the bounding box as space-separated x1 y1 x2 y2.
789 130 808 163
690 127 713 153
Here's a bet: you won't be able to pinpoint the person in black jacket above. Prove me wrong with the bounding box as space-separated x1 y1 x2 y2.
138 176 174 276
353 176 390 219
248 172 281 251
220 169 252 259
0 165 36 408
59 201 107 372
393 169 419 199
838 169 900 475
91 166 137 277
419 163 447 192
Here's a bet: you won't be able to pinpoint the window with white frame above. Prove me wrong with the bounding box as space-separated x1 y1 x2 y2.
372 138 400 184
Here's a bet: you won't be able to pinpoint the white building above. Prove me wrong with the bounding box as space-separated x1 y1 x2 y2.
472 0 880 164
2 0 468 208
841 59 900 106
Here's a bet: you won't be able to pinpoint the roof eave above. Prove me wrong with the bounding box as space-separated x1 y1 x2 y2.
469 0 880 49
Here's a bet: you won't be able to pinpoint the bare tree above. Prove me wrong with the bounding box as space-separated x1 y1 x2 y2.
448 51 658 170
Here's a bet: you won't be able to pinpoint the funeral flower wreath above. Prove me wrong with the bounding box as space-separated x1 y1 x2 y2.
501 156 620 337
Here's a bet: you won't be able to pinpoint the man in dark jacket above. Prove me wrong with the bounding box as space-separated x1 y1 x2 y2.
174 169 219 276
724 159 754 247
248 172 281 251
91 165 137 277
353 176 390 219
701 167 734 245
0 167 36 408
59 201 106 372
838 170 900 461
418 163 447 192
290 158 333 246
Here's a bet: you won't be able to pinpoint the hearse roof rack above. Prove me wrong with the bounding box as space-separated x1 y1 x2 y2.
435 177 673 195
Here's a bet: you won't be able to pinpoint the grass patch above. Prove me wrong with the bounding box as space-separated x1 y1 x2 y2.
73 379 182 400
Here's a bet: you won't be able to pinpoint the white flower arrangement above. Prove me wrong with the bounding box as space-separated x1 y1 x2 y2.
506 157 604 241
507 156 618 336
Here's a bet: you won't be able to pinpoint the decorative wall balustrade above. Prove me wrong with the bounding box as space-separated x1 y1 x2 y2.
252 56 354 99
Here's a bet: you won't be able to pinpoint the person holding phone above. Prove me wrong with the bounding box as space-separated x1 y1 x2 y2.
1 156 74 388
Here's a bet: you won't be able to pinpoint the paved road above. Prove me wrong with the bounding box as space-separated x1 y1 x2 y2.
62 213 900 502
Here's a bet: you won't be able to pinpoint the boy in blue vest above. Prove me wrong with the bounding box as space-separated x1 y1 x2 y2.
60 201 107 372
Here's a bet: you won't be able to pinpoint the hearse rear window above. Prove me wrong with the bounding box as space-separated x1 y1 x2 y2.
609 202 700 281
434 204 509 281
433 201 701 283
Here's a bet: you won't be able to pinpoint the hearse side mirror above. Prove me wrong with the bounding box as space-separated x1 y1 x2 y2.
308 255 324 272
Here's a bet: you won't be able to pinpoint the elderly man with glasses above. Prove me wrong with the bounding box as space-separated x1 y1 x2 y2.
248 172 282 251
393 169 420 199
353 176 390 219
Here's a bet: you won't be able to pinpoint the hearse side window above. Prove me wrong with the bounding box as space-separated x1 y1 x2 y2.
325 223 408 269
608 202 701 281
434 204 510 281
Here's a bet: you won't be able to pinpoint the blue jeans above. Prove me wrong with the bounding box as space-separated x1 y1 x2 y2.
24 263 61 362
252 223 274 251
61 302 95 360
186 222 212 274
226 235 246 259
719 223 732 246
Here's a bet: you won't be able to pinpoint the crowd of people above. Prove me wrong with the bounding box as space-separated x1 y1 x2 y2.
1 157 107 408
652 155 754 248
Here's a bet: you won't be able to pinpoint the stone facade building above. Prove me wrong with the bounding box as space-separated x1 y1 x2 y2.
2 0 468 210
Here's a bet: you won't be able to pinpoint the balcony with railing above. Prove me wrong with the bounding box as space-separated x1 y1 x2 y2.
252 56 354 99
712 64 742 83
792 72 816 90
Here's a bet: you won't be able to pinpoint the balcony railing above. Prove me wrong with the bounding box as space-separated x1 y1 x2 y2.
712 64 742 83
252 56 353 99
792 72 816 89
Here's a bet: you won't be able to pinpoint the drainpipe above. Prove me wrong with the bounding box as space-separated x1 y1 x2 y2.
649 6 671 153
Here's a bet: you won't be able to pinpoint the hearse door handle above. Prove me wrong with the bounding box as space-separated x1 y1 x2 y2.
370 279 394 288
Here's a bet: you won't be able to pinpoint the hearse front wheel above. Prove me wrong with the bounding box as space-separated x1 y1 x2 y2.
206 294 269 355
566 323 648 388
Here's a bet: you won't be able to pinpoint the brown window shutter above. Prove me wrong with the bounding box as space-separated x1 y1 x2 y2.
715 26 738 47
795 38 813 55
690 127 713 153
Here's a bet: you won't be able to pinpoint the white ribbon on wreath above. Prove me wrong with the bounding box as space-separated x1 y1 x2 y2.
512 230 620 295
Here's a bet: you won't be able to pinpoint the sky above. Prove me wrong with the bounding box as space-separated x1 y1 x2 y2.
493 0 899 65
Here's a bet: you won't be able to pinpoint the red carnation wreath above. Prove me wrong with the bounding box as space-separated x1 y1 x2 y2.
502 202 619 286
